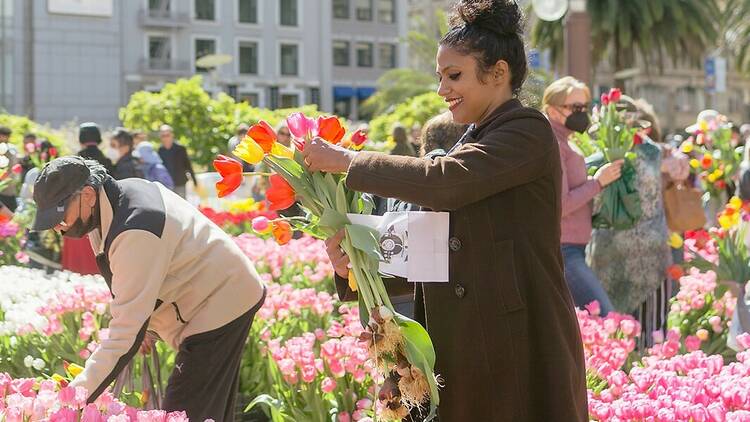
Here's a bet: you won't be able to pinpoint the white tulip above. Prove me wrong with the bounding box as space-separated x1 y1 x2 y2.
0 143 7 155
23 355 33 368
32 358 46 371
0 155 8 169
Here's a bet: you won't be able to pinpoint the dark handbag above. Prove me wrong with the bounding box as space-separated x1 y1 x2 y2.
663 182 706 232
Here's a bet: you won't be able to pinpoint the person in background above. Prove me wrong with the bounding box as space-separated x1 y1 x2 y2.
132 130 148 146
158 124 198 198
78 122 114 174
589 96 688 349
409 123 422 152
134 142 175 189
741 123 750 145
227 124 253 172
419 111 469 156
110 128 143 181
542 76 621 315
276 123 292 147
0 126 19 215
389 124 417 157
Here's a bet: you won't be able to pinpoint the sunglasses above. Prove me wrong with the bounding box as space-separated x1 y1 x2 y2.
558 103 590 113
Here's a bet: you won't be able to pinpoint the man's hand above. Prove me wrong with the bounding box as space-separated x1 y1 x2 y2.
325 230 350 279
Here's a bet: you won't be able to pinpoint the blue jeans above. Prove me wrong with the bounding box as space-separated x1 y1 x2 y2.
561 244 614 315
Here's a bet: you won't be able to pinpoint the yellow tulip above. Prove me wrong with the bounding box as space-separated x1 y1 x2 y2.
680 141 694 153
348 269 358 292
713 169 724 178
51 374 66 384
270 142 294 159
730 196 742 210
689 159 700 169
668 232 684 249
699 120 709 133
233 138 264 165
719 214 734 230
708 174 717 183
67 362 84 378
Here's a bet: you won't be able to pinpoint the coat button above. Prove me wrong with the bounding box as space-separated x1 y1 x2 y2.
449 237 462 252
454 283 466 298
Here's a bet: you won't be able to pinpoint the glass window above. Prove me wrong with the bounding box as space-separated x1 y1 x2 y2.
194 38 216 73
280 44 299 76
149 0 170 17
356 42 373 67
148 36 171 69
280 0 298 26
239 41 258 74
280 94 300 108
239 92 260 106
333 41 350 66
355 0 372 21
378 0 395 23
333 0 349 19
238 0 257 23
379 43 396 68
194 0 215 20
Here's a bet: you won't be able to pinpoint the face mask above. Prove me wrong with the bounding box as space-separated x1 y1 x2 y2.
61 195 99 238
564 111 590 133
105 148 120 162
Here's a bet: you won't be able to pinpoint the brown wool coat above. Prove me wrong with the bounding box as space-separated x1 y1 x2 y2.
337 99 588 421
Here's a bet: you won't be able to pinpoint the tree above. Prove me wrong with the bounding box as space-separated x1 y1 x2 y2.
531 0 720 86
368 92 447 144
119 76 320 167
716 0 750 74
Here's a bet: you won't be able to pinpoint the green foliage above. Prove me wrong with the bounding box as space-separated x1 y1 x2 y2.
368 93 447 145
361 69 436 117
520 69 554 110
0 114 68 154
406 8 449 74
119 76 321 167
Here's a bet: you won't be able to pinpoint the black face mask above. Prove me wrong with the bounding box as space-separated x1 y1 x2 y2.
61 195 99 238
565 111 590 133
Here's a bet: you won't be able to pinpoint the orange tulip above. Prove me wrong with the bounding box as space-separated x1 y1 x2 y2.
248 121 277 153
266 174 296 210
272 220 293 245
317 116 346 144
213 155 243 198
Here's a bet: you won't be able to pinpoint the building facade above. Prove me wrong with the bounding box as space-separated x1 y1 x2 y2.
0 0 408 127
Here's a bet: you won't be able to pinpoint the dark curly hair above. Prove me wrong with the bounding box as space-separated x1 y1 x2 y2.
440 0 528 95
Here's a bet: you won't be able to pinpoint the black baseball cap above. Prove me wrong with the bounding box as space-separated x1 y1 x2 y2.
79 122 102 145
32 156 90 231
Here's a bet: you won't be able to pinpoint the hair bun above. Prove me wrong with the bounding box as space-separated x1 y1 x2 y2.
450 0 524 36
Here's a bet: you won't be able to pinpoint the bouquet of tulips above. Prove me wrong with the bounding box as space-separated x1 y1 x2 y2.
213 113 440 420
572 88 641 230
679 115 742 201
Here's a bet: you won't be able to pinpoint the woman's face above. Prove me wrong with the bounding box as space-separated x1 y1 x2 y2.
547 88 589 126
436 45 511 125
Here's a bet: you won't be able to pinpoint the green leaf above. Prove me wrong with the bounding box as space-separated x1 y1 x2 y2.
358 294 369 327
395 313 440 418
335 178 350 215
319 207 350 231
345 224 381 261
245 394 291 422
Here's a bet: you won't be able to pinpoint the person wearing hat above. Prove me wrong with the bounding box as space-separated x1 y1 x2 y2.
78 122 114 174
32 156 266 421
109 128 143 181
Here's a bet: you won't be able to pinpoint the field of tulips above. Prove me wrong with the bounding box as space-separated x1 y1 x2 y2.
2 201 750 420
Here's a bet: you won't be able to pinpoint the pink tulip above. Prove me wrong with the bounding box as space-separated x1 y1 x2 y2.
337 412 351 422
321 377 337 393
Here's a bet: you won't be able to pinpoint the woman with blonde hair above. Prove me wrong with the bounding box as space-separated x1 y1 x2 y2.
542 76 621 315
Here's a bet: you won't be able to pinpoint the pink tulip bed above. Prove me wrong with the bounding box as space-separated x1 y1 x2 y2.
2 228 750 421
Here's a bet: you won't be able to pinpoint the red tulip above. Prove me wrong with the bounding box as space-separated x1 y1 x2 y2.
248 121 277 153
272 220 293 245
49 147 58 157
600 93 610 106
633 132 644 145
666 264 684 280
213 155 243 198
351 130 368 146
317 116 346 144
608 88 622 103
11 163 22 174
266 174 296 211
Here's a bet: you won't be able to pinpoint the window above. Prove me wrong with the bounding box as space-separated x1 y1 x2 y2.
239 92 260 106
333 0 349 19
333 41 350 66
356 42 373 67
194 38 216 73
149 0 170 17
238 41 258 74
280 44 299 76
238 0 257 23
148 36 171 69
194 0 215 20
379 43 396 68
280 0 298 26
309 87 320 106
280 94 300 108
378 0 395 23
356 0 372 21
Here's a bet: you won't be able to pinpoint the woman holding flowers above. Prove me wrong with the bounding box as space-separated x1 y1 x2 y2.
302 0 587 420
589 96 689 347
542 76 621 315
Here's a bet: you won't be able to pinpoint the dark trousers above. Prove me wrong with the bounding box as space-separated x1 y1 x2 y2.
163 290 265 422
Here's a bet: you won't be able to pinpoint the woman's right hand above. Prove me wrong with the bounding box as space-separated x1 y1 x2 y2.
594 159 624 188
326 230 351 279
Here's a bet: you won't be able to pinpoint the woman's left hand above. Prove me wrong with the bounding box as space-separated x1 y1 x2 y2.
302 137 356 173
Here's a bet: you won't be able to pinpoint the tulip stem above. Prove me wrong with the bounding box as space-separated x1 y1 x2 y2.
241 172 274 177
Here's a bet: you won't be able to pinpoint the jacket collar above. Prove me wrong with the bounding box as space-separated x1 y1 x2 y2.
89 179 116 255
473 98 523 135
548 119 573 143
